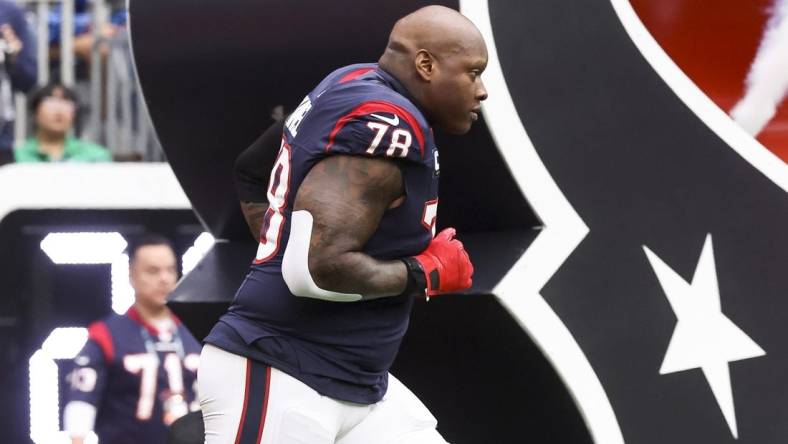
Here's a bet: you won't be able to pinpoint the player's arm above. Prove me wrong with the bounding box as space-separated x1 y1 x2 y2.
287 154 407 300
234 118 286 240
239 201 268 241
284 153 473 301
64 333 109 443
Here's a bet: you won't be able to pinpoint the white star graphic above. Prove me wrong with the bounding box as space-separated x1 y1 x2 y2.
643 234 765 439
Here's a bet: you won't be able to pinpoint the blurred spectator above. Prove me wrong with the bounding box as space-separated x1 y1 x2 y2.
48 0 126 68
0 0 37 166
62 234 202 444
47 1 135 152
14 82 111 162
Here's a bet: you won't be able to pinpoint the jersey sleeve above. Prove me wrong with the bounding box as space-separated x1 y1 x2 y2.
64 339 108 407
65 321 114 407
324 101 427 164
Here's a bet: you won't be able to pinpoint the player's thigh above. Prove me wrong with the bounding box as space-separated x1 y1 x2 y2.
199 345 340 444
338 374 449 444
198 344 250 444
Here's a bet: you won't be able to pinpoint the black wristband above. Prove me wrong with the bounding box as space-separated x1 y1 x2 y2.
400 257 427 297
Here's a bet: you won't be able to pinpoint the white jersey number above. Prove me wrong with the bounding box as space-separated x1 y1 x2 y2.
123 354 159 420
255 141 292 263
365 122 412 158
68 367 98 393
123 352 200 421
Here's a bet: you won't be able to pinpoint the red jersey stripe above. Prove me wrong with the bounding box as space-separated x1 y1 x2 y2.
87 322 115 362
338 67 375 83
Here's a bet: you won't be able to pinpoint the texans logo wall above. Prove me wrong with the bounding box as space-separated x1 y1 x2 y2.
131 1 788 443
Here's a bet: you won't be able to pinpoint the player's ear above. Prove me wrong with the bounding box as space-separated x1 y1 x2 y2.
414 49 434 82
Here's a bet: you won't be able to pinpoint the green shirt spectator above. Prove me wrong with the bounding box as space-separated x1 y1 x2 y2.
13 82 112 163
14 136 111 162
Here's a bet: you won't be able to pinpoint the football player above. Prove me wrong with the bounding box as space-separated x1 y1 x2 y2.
63 234 202 444
201 5 487 443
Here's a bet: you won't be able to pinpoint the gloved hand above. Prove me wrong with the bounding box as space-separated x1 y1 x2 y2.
407 227 474 297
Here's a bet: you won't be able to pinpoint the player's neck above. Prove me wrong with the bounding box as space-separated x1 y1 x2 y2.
133 302 171 323
378 59 429 115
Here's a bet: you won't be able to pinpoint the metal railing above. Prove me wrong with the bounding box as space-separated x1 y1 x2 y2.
13 0 162 161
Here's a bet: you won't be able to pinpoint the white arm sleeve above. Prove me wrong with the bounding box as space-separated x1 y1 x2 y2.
63 400 97 437
281 210 362 302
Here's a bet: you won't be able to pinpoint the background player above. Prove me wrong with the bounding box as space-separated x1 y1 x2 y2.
200 5 487 443
63 234 202 444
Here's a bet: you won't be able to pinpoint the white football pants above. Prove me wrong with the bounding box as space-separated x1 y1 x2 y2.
198 344 450 444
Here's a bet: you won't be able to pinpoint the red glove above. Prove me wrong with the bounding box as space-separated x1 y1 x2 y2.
404 228 474 297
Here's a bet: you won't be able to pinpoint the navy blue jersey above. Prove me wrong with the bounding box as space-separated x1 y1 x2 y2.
65 308 202 444
205 64 440 404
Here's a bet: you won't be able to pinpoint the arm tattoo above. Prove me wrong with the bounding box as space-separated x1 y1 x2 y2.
293 155 408 300
240 201 269 241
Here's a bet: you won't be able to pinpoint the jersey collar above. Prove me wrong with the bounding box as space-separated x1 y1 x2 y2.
126 306 181 336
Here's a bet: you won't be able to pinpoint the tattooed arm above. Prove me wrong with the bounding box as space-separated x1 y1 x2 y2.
239 202 268 240
293 154 408 299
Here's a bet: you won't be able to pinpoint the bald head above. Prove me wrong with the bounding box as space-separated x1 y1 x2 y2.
379 5 488 134
381 5 484 65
